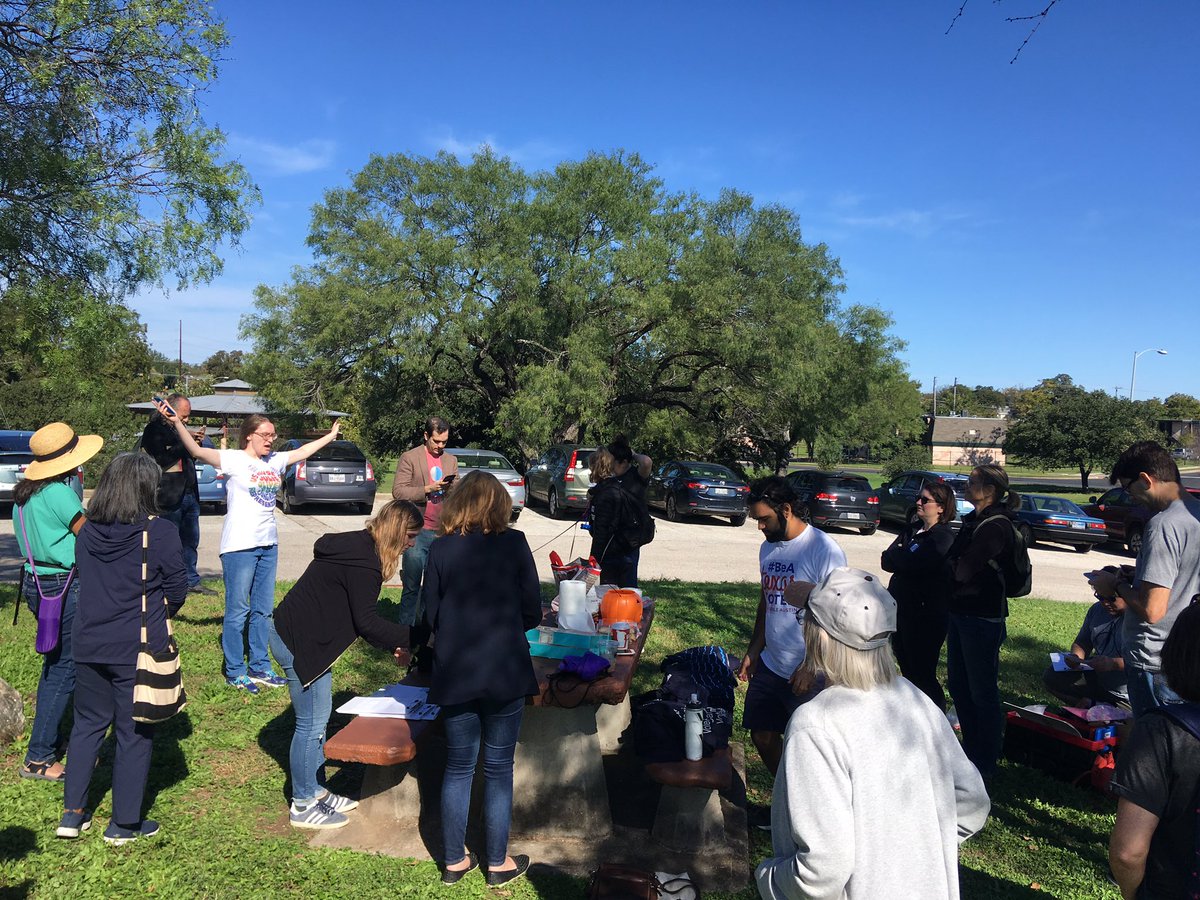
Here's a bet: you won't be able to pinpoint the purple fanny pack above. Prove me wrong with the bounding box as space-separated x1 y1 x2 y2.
16 507 74 654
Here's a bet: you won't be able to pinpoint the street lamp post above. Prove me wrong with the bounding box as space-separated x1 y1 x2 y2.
1129 348 1168 401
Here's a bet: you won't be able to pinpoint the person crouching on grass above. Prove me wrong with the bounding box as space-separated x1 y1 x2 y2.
267 500 420 829
756 567 990 900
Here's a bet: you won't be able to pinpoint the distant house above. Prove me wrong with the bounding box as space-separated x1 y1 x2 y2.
925 416 1008 467
1159 418 1199 452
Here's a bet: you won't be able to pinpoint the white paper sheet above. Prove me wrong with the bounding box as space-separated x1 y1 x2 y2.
1049 652 1092 672
335 683 440 719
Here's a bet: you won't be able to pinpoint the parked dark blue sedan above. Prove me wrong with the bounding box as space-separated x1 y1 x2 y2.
646 460 750 526
1016 493 1108 553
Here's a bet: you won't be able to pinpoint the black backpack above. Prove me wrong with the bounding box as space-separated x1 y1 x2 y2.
616 485 656 549
979 512 1033 598
1157 704 1200 900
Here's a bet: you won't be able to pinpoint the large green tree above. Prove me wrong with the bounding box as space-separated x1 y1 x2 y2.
1 0 257 439
0 0 257 294
1004 385 1159 489
243 150 914 469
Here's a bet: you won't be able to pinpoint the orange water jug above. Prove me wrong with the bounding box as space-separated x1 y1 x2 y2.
600 589 642 626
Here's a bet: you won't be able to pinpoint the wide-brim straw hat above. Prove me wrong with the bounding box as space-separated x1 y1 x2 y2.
23 422 104 481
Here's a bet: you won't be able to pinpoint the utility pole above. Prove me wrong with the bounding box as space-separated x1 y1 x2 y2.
177 320 183 384
952 378 958 416
932 376 938 417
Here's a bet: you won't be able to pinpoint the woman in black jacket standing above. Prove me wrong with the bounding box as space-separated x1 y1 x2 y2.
945 464 1020 781
58 453 187 843
881 479 957 710
268 500 420 830
424 471 542 887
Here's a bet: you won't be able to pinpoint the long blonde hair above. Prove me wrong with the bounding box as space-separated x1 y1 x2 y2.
367 500 422 579
438 470 510 536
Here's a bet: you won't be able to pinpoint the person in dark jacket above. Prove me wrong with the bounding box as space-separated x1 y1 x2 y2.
267 500 420 830
57 453 187 844
424 471 542 887
586 448 636 586
881 479 957 710
945 464 1020 781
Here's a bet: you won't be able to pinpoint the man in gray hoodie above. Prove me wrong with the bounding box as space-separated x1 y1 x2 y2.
756 568 990 900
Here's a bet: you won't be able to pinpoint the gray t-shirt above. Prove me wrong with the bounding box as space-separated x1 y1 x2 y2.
1125 497 1200 671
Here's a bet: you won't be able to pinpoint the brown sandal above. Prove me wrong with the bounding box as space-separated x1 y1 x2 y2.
19 760 66 782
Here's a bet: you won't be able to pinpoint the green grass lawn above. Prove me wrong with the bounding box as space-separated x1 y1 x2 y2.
0 581 1120 899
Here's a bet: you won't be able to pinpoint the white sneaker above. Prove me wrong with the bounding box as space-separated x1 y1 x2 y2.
316 789 359 813
289 799 348 830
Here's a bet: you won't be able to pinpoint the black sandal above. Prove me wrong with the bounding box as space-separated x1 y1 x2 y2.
19 760 66 782
486 854 530 887
440 852 478 885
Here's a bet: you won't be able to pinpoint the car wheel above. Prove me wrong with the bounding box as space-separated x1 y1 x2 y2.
860 525 877 536
280 490 297 515
357 502 374 515
1018 523 1035 548
548 487 562 519
1073 543 1093 553
666 494 680 522
729 513 747 527
1127 526 1143 557
510 508 522 521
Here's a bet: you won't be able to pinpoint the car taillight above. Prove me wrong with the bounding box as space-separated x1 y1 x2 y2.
76 466 84 487
737 485 749 493
365 461 374 481
1087 522 1107 530
815 492 837 501
296 461 307 481
506 478 524 487
1044 518 1071 527
866 496 879 505
564 451 577 482
686 481 704 490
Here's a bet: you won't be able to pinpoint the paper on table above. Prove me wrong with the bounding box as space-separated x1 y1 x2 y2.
1050 652 1092 672
335 683 440 719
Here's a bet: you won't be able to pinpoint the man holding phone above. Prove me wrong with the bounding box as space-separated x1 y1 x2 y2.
140 392 215 595
391 416 458 627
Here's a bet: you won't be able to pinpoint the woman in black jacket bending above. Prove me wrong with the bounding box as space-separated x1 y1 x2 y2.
881 479 956 710
424 471 542 887
945 464 1020 781
268 500 420 831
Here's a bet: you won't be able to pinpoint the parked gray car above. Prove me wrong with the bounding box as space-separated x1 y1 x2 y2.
0 430 84 505
877 470 972 530
277 439 377 514
445 448 526 520
524 444 598 518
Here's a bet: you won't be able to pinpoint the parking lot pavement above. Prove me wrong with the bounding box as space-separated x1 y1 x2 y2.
0 499 1109 604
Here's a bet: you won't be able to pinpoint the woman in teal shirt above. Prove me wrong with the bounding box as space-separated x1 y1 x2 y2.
12 422 103 782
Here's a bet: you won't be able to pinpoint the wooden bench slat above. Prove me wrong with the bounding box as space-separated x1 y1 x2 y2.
645 746 733 791
324 716 431 766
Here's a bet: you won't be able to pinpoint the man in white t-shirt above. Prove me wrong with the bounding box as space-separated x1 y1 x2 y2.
738 475 846 776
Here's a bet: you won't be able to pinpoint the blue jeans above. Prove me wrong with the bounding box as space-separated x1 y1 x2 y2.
162 490 201 587
398 528 437 626
946 613 1006 780
220 544 278 679
1126 666 1183 717
440 696 524 868
268 619 333 805
22 572 79 764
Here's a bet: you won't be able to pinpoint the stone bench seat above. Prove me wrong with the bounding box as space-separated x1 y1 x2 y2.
643 747 733 851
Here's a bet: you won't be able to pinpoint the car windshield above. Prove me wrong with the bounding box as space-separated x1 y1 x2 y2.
453 453 515 471
686 464 737 480
307 441 366 462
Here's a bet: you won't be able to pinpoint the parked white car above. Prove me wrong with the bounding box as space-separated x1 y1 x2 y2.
445 448 526 520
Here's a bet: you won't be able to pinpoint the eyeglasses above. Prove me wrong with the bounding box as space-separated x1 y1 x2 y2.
1095 591 1119 603
253 431 277 441
915 496 935 505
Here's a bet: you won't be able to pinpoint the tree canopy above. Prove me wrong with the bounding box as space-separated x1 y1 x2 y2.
1004 382 1159 488
242 149 919 469
0 0 258 297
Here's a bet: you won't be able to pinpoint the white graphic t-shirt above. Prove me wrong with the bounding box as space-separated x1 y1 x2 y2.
218 449 290 554
758 525 847 678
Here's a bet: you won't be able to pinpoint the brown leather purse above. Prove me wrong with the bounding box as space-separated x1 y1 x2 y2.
588 865 699 900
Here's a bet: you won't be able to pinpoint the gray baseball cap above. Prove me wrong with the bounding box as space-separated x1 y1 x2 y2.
807 567 897 650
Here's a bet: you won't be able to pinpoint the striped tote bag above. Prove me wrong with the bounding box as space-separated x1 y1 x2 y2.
132 524 187 724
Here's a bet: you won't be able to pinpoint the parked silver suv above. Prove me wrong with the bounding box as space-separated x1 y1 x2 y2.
524 444 598 518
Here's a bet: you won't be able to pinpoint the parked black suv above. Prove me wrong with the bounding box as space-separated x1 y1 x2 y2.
784 470 879 534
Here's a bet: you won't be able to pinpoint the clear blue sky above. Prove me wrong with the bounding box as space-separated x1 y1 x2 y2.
134 1 1199 402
